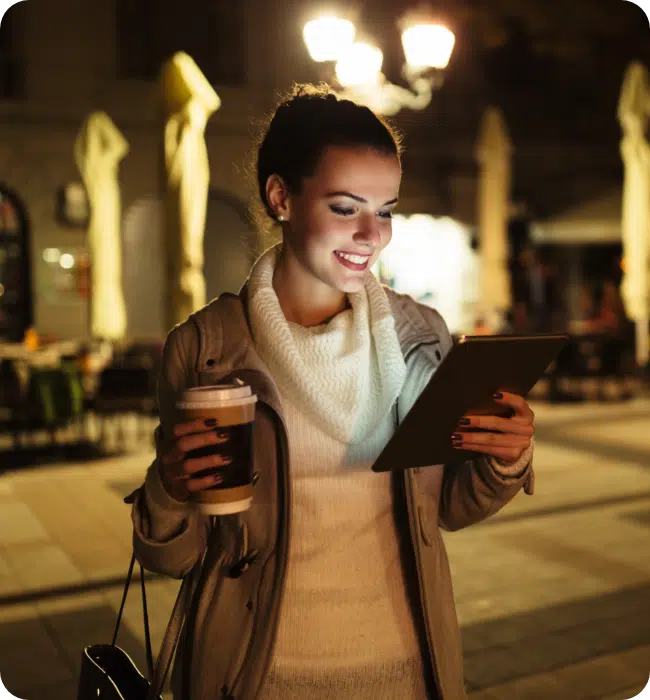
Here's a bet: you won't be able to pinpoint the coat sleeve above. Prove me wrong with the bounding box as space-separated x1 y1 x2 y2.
417 306 536 532
438 450 534 532
131 322 213 578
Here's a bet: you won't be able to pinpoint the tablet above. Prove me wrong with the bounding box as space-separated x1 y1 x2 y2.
371 333 569 472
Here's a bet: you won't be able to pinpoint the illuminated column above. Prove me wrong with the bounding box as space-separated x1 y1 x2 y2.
160 52 221 331
74 112 129 340
618 61 650 368
475 107 513 332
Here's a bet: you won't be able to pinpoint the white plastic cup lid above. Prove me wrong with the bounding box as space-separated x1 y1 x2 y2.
178 383 256 407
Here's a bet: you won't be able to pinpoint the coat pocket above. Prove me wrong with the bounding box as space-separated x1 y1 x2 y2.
413 468 443 548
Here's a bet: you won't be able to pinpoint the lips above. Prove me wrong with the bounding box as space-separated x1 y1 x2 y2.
334 250 371 271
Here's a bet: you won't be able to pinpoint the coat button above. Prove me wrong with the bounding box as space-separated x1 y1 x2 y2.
206 358 215 367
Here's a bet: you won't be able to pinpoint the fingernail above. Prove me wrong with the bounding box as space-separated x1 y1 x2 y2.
493 392 503 400
223 456 233 464
213 474 223 484
204 419 218 427
451 433 463 443
217 430 229 440
458 418 470 426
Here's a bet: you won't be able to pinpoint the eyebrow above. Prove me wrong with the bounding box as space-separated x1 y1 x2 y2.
326 191 399 206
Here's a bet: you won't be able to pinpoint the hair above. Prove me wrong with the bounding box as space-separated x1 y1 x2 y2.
255 83 403 225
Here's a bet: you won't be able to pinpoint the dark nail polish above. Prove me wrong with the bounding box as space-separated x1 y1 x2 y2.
204 419 217 427
451 433 463 442
493 392 503 400
217 430 229 440
458 418 470 426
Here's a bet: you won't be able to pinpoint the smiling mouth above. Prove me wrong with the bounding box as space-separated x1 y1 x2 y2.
335 251 371 264
334 250 371 270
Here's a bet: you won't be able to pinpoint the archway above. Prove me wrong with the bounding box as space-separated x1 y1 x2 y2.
0 184 32 342
121 190 257 339
122 197 165 339
203 189 257 302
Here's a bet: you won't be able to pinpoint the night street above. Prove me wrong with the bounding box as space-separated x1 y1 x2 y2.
2 1 650 698
0 398 648 700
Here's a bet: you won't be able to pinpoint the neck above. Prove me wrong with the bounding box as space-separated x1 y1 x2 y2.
273 248 350 327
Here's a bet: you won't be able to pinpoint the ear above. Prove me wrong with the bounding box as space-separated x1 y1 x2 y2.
265 174 291 222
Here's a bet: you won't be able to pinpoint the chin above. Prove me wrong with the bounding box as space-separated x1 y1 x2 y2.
324 255 375 294
336 276 369 294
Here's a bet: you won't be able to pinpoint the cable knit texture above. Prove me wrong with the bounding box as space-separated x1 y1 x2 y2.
248 245 428 699
248 244 407 444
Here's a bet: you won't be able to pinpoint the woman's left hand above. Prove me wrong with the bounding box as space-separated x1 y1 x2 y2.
452 391 535 466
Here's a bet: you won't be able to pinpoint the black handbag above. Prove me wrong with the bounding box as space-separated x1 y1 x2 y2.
77 495 197 700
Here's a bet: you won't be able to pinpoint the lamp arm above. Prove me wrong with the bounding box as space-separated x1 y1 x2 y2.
341 74 434 116
395 75 434 107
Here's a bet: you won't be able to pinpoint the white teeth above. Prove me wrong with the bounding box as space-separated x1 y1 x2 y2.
336 251 369 265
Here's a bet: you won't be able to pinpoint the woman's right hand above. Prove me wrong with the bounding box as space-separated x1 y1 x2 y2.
158 419 231 502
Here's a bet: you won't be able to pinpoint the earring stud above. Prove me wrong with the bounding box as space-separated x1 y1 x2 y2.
277 214 285 222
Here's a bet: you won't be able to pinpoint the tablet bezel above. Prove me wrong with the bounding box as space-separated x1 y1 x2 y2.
371 333 569 473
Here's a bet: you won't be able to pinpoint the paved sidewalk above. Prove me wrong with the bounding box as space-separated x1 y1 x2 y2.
458 398 650 699
0 401 649 699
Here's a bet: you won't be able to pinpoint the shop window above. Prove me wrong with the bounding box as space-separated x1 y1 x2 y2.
38 247 90 305
373 214 479 333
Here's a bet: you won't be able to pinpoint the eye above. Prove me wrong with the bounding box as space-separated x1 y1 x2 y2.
377 211 393 219
330 205 355 216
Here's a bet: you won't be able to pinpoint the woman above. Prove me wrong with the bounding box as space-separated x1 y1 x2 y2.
132 84 535 700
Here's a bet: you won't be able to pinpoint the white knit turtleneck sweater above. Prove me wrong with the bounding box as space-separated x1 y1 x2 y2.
248 246 429 700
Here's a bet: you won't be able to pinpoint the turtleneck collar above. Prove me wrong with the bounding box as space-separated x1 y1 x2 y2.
247 244 406 444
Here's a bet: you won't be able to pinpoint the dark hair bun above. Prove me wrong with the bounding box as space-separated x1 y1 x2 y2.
257 83 402 221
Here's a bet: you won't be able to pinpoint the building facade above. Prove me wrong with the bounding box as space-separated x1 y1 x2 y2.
1 0 633 341
0 0 341 340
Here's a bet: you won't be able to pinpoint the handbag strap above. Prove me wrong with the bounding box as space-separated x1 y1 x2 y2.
140 561 155 679
111 551 155 678
146 565 196 700
147 523 220 700
110 548 198 700
118 489 219 699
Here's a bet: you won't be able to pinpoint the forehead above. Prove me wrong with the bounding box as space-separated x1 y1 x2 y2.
306 145 401 195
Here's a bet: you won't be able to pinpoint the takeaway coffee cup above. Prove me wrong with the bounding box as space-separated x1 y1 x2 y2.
176 382 257 515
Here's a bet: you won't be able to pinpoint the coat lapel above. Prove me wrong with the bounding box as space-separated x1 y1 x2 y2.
194 285 285 422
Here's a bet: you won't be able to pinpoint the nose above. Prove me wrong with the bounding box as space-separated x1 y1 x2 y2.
353 213 381 248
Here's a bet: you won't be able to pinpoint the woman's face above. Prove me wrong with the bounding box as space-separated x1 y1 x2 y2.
278 145 402 295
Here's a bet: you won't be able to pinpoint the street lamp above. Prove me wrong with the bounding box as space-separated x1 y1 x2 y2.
302 6 455 116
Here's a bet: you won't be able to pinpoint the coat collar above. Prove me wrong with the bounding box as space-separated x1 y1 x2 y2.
192 283 285 420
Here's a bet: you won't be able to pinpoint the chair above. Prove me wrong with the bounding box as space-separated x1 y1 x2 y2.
92 364 156 447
